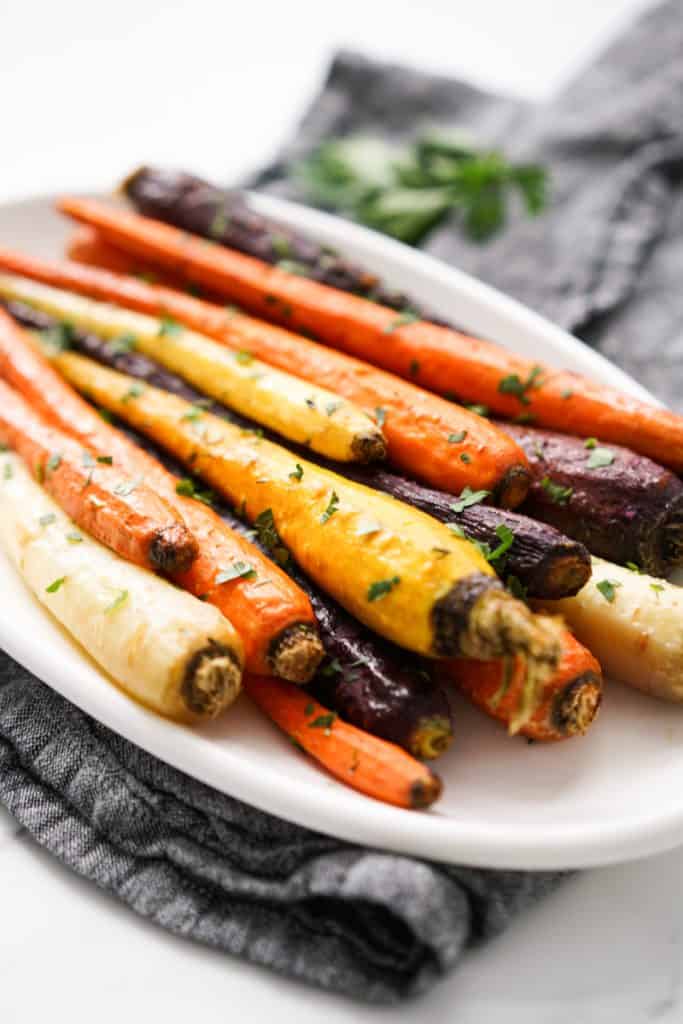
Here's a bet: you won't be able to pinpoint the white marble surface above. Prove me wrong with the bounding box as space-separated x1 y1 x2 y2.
1 1 680 1021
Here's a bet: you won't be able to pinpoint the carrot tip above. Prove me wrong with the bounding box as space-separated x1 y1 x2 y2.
181 642 242 717
150 522 199 574
410 770 443 809
270 623 325 685
494 463 531 510
552 672 602 736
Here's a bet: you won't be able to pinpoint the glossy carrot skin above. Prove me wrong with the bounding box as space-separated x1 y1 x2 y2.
243 675 442 809
0 308 320 681
20 222 530 506
0 379 198 574
56 197 683 473
441 631 602 741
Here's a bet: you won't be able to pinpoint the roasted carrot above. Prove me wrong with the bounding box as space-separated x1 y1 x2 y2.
0 308 322 683
67 225 186 284
7 234 531 507
243 674 442 809
440 630 602 740
0 379 199 575
56 196 683 472
0 274 385 464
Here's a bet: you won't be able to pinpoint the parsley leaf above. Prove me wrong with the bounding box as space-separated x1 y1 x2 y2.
451 486 490 513
540 476 573 505
46 576 67 593
586 447 615 470
367 576 400 602
488 524 515 564
104 590 129 614
384 311 419 333
158 316 182 337
289 463 304 481
320 491 340 523
497 366 543 405
38 513 57 527
596 579 621 603
215 562 257 584
448 430 467 444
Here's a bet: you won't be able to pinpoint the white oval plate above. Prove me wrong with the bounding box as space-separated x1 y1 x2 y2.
2 193 682 872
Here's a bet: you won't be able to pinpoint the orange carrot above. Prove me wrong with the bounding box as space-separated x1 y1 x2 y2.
0 241 530 507
0 307 322 683
440 631 602 741
0 378 199 575
243 674 442 809
57 196 683 472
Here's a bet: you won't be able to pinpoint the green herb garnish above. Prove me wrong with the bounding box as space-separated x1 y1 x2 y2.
451 486 490 513
506 574 528 601
384 311 419 333
325 400 343 416
488 524 515 564
158 316 182 337
448 430 467 444
97 455 113 465
497 366 543 405
121 383 145 403
460 452 472 463
596 579 621 603
465 403 489 417
254 508 289 566
289 463 304 482
113 476 143 497
215 562 257 584
38 513 57 527
104 590 129 614
234 349 254 365
586 447 615 470
174 478 214 506
540 476 573 505
109 332 138 355
46 576 67 594
308 712 337 734
409 359 420 376
320 491 340 523
367 576 400 602
46 452 62 474
66 532 83 544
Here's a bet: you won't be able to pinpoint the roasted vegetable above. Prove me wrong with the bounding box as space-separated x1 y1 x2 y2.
497 421 683 577
440 630 602 741
1 236 531 507
57 197 683 471
5 297 589 602
0 452 243 722
123 165 450 317
543 558 683 703
0 307 323 683
243 675 442 809
340 464 591 599
0 274 385 465
47 349 566 730
0 378 198 575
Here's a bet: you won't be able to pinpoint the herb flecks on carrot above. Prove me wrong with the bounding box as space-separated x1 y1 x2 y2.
244 675 442 809
6 225 530 506
0 307 322 683
55 197 683 472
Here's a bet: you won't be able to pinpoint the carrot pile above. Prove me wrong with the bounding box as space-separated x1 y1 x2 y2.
6 175 683 811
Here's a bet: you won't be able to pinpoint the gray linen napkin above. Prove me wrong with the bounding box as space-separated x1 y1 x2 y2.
2 0 683 1003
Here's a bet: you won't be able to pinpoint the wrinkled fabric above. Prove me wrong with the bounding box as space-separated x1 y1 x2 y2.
1 0 682 1002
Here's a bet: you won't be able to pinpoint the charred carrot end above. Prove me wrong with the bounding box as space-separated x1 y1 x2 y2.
441 630 602 741
269 623 325 684
244 674 442 809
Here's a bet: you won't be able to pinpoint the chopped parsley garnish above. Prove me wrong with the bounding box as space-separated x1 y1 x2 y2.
97 455 113 465
215 562 257 584
447 522 467 538
308 712 337 734
104 590 129 614
320 658 342 678
304 702 315 716
233 349 254 365
586 447 615 470
113 476 143 497
488 524 515 564
181 405 205 423
451 486 490 513
38 513 57 527
46 576 67 594
465 403 489 417
271 234 291 259
460 452 472 463
626 562 642 574
254 508 289 566
66 531 83 544
46 452 62 474
109 332 138 355
584 437 598 449
431 546 450 559
210 205 229 237
325 400 343 416
42 322 74 352
174 478 214 506
356 518 382 537
384 311 419 333
367 576 400 602
448 430 467 444
650 582 665 597
276 259 309 277
540 476 572 505
561 389 573 399
320 491 340 523
409 359 420 377
121 383 145 403
596 579 621 603
374 407 387 427
98 408 114 423
305 397 317 410
158 316 182 337
497 365 543 405
289 463 304 481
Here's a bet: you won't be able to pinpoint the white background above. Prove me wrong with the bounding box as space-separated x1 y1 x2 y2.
2 1 680 1022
